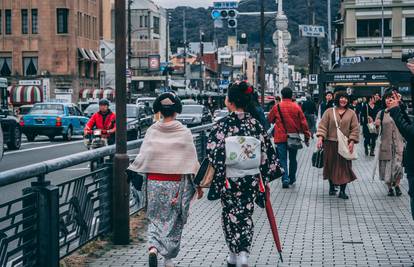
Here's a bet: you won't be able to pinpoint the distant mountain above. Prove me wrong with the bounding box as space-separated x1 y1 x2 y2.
168 0 340 67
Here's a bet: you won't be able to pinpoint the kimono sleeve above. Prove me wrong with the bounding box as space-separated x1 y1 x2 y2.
259 128 282 183
206 122 226 169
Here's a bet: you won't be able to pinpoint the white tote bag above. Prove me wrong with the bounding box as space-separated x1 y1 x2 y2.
332 108 358 161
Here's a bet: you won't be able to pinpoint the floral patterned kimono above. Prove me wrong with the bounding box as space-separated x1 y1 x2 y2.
206 112 281 254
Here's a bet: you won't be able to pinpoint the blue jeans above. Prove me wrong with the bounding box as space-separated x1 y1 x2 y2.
407 169 414 220
276 143 298 185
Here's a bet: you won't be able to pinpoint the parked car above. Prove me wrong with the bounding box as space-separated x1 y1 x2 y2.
20 103 89 141
213 109 229 122
137 104 153 127
176 105 212 127
0 78 22 151
181 99 198 105
136 97 156 107
113 104 144 140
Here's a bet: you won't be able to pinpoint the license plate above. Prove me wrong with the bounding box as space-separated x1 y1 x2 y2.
35 118 45 123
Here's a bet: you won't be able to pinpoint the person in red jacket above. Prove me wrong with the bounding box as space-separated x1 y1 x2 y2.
268 87 311 188
84 99 116 145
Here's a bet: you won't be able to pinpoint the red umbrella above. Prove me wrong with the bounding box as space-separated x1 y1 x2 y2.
265 184 283 262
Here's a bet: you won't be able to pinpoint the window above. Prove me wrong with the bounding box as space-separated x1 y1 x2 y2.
77 12 81 36
153 17 160 34
57 8 69 34
23 57 38 76
0 11 2 34
0 57 12 76
144 16 148 27
5 10 12 34
357 18 391 38
406 18 414 37
32 9 38 34
140 16 143 28
85 61 90 78
21 9 28 34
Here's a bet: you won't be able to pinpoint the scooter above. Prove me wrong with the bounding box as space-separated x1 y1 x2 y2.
84 129 109 171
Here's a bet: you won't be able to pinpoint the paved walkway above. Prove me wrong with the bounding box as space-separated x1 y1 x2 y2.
88 143 414 266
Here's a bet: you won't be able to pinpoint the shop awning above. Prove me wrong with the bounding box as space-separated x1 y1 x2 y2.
92 89 103 99
87 49 98 62
103 89 115 100
78 48 90 61
79 89 92 99
7 85 43 105
94 51 104 63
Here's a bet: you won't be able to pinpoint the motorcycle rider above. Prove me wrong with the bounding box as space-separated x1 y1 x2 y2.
84 99 116 145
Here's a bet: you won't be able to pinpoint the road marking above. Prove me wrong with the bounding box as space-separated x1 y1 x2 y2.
21 141 50 146
4 140 84 155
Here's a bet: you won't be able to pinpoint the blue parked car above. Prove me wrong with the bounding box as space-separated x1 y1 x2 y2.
20 103 89 141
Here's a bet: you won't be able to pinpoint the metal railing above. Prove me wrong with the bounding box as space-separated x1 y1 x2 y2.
0 124 212 267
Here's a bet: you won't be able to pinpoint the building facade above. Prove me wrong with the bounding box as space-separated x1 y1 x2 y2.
338 0 414 59
0 0 102 105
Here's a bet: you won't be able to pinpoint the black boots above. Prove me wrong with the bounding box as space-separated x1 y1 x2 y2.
395 186 402 196
329 180 337 196
364 145 369 156
338 184 349 199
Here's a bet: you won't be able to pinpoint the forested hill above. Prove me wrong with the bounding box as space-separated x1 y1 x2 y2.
168 0 340 66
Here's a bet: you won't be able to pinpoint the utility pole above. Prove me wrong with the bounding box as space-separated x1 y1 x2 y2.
113 0 129 245
259 0 265 106
127 0 132 102
327 0 332 70
381 0 385 57
199 30 204 94
165 11 170 88
183 9 187 88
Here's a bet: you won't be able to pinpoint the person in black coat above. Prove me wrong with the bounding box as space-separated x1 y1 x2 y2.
360 95 381 156
387 91 414 219
319 91 334 116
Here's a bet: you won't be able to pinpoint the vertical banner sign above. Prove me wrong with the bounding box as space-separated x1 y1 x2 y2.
148 55 161 72
42 78 50 102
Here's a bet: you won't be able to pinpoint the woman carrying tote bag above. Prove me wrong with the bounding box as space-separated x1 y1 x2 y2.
205 82 282 267
316 91 360 199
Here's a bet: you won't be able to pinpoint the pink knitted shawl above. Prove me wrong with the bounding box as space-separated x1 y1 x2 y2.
128 120 200 175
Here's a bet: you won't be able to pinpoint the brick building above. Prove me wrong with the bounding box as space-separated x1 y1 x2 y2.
0 0 102 105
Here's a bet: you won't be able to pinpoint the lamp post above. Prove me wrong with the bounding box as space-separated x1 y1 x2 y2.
113 0 130 245
260 0 265 106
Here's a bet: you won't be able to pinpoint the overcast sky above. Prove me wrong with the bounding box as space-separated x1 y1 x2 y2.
153 0 215 8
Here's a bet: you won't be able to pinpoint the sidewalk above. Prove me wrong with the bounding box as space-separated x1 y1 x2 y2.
87 144 414 266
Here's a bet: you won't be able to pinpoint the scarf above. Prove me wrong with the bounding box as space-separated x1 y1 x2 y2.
128 120 200 175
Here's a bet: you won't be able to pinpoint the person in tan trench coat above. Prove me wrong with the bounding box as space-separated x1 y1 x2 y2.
316 91 360 199
375 89 405 197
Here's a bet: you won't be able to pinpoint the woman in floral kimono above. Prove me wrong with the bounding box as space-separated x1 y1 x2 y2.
206 82 281 267
128 92 200 267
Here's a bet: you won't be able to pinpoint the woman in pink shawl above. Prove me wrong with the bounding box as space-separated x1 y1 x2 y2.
128 92 200 267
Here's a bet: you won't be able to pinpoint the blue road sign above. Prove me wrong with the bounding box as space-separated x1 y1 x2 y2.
211 9 221 20
213 1 238 9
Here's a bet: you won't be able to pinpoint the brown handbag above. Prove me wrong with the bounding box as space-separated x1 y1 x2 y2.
194 158 215 188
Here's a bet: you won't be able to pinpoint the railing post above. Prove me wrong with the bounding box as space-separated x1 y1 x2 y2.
28 176 60 267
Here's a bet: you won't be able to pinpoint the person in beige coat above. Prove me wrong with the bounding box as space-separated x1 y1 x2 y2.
316 91 360 199
375 89 405 197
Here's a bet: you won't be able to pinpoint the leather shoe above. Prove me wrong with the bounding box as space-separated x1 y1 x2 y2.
282 183 289 189
338 191 349 199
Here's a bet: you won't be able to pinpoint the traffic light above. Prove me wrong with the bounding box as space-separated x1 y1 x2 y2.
228 18 237 28
220 10 229 19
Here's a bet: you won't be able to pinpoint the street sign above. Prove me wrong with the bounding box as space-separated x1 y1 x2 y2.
272 30 291 46
213 1 238 9
340 56 365 66
299 25 325 38
308 74 318 85
19 80 41 86
148 55 160 72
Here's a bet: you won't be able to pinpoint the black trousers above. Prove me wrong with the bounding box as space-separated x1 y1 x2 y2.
407 169 414 220
364 133 377 150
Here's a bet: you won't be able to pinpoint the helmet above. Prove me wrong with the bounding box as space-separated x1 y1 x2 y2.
99 99 110 106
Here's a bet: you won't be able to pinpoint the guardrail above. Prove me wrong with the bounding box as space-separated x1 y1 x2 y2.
0 123 212 267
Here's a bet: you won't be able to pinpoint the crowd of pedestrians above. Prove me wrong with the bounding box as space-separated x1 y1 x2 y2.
125 63 414 267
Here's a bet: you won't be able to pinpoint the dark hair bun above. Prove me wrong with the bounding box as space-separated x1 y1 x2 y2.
153 92 182 117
